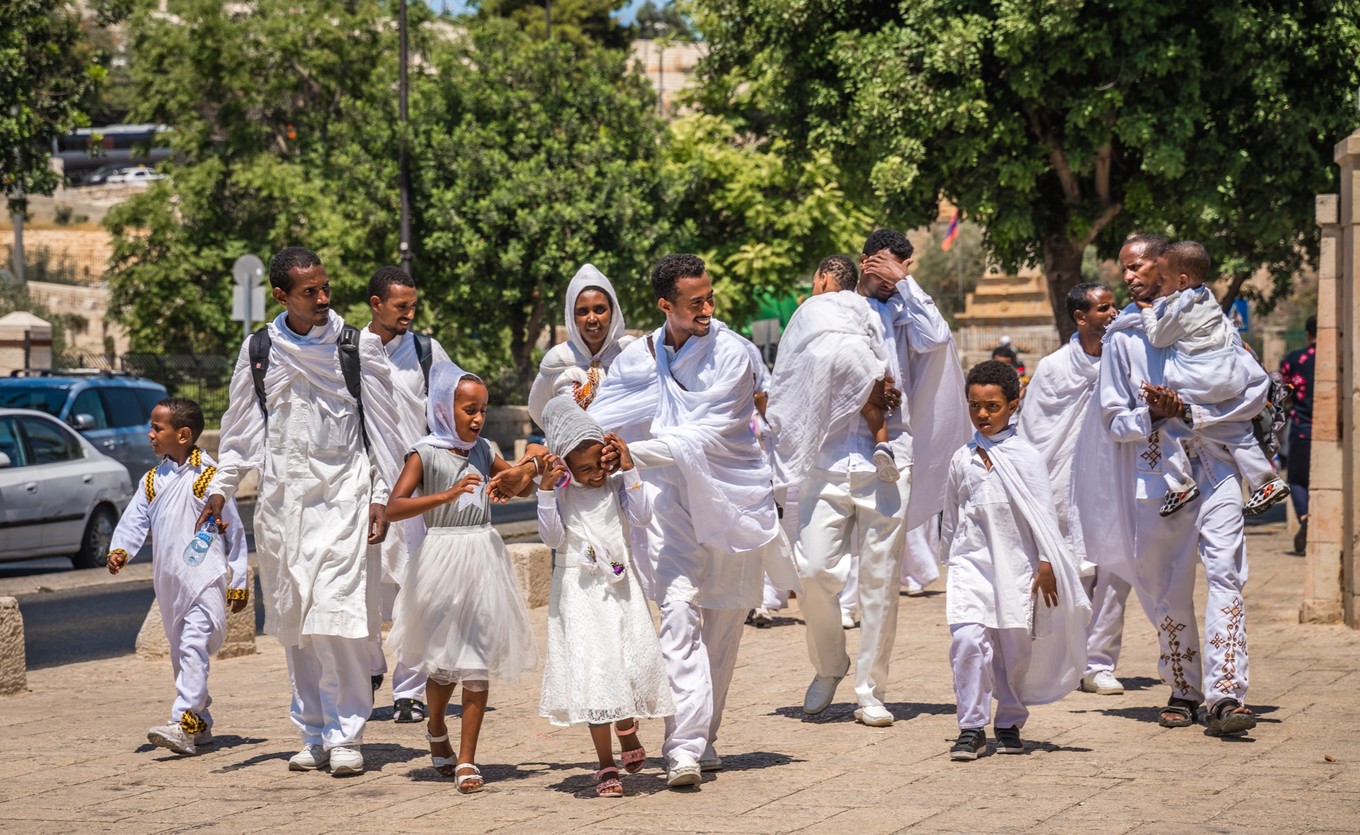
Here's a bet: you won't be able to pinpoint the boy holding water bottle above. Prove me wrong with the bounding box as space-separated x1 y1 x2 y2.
107 397 248 755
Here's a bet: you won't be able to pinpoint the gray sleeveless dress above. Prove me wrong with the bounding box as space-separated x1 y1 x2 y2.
389 440 538 685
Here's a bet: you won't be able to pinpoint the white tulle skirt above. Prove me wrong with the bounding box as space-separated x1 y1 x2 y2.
538 560 675 727
390 525 538 685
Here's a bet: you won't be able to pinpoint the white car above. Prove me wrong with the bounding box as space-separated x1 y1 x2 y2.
0 408 133 568
104 165 165 184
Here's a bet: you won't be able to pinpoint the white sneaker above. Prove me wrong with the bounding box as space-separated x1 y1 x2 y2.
147 723 196 756
699 744 723 772
902 578 925 597
1079 670 1125 695
194 728 215 747
288 744 329 771
666 754 702 787
329 745 365 776
841 609 857 629
872 442 900 483
803 673 844 715
751 607 773 628
854 705 894 727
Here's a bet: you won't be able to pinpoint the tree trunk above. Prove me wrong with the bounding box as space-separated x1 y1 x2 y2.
509 290 546 402
1043 234 1085 342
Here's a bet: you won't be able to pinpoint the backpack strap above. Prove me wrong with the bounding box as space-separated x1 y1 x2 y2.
248 327 272 417
337 324 371 452
412 332 433 394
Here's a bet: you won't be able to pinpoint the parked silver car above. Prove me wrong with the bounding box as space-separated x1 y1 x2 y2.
0 408 132 568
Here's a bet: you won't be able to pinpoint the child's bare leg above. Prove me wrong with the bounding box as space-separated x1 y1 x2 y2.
457 683 489 786
862 380 899 481
425 679 456 776
590 723 617 770
862 404 888 444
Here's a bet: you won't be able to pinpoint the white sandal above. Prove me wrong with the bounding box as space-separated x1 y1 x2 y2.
454 762 485 794
425 731 454 775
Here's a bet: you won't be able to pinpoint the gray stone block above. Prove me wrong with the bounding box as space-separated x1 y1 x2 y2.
0 597 26 695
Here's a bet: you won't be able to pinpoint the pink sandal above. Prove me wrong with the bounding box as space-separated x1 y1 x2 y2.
594 766 623 797
616 723 646 774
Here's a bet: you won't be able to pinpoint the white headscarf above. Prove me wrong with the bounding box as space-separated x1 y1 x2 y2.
527 264 635 425
541 394 605 461
415 359 478 452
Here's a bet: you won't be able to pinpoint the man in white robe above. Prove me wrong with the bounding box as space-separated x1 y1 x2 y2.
769 229 968 727
590 253 797 787
1017 282 1132 696
202 247 403 775
1095 235 1264 736
361 265 454 724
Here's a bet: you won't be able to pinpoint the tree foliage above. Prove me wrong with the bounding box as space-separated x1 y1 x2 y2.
475 0 632 49
693 0 1360 338
0 0 115 210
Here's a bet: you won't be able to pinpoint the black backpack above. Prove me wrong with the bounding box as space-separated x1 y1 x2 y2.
412 331 433 394
249 324 370 451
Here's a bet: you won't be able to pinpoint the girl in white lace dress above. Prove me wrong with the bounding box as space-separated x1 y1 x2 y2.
387 363 540 793
536 395 675 798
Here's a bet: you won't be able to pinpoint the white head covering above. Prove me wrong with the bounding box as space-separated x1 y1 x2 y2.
415 359 479 452
526 264 635 426
540 394 606 460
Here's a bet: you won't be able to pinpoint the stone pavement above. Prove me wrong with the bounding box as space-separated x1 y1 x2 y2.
1 519 1357 834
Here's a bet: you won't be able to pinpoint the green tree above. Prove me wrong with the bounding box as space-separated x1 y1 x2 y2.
634 0 692 40
475 0 631 48
693 0 1360 338
413 18 667 394
1 1 116 210
662 113 873 327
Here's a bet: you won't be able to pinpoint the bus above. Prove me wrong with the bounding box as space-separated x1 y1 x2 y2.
52 124 172 183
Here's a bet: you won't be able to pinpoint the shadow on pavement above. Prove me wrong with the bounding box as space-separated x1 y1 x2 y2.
770 701 956 724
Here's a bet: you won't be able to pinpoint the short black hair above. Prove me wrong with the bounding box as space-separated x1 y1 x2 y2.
862 228 913 260
1306 315 1317 337
817 255 858 292
966 360 1021 403
990 344 1018 362
1123 233 1168 259
1066 282 1107 324
1161 240 1210 284
155 396 205 443
368 265 416 302
269 247 322 292
651 253 706 302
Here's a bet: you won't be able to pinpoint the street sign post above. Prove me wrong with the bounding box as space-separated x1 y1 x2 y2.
231 254 266 339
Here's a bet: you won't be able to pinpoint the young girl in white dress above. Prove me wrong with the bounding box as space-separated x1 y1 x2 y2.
387 362 540 793
536 395 674 798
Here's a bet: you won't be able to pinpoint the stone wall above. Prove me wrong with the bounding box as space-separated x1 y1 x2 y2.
7 227 113 285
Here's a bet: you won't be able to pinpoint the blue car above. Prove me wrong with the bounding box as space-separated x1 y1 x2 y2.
0 371 169 483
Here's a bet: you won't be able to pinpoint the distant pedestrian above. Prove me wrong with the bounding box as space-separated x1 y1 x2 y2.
535 395 674 798
1280 315 1317 554
385 362 541 793
107 397 248 756
940 362 1089 761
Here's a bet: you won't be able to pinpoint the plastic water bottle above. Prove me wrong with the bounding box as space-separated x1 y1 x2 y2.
183 515 216 566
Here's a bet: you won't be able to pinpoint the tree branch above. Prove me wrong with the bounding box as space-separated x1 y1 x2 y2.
1219 269 1252 312
1028 110 1080 202
1095 140 1112 206
1081 200 1123 249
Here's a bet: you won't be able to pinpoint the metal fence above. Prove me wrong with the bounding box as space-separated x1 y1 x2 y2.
53 351 236 423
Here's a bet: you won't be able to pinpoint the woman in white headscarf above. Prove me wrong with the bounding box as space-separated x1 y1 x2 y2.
527 264 636 426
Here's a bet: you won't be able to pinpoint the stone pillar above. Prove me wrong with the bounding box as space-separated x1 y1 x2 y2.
1303 194 1344 623
1337 130 1360 628
0 597 26 695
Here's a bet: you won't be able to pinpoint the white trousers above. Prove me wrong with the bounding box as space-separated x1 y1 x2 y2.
166 597 224 727
839 552 859 619
286 634 372 749
1132 461 1249 707
900 521 941 587
795 467 911 709
368 581 427 701
949 623 1031 730
659 602 746 763
1081 569 1131 675
1160 420 1275 492
762 575 790 610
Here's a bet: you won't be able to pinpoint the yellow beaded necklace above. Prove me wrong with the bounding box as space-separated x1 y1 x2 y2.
143 447 216 503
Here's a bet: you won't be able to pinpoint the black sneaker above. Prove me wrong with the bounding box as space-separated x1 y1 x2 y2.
371 674 384 697
994 725 1024 754
949 728 987 761
393 698 413 723
1159 485 1201 517
1292 518 1308 556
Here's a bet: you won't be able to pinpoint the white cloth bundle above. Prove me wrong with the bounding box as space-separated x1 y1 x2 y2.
972 429 1092 705
767 291 888 489
528 264 636 426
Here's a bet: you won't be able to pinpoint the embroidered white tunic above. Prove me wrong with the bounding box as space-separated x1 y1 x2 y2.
109 450 249 632
209 311 400 647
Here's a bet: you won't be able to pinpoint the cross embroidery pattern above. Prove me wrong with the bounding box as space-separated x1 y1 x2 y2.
1159 615 1198 694
1141 429 1162 469
1209 598 1247 695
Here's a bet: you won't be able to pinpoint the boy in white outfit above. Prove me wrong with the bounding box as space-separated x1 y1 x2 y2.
108 397 249 756
1139 241 1286 517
